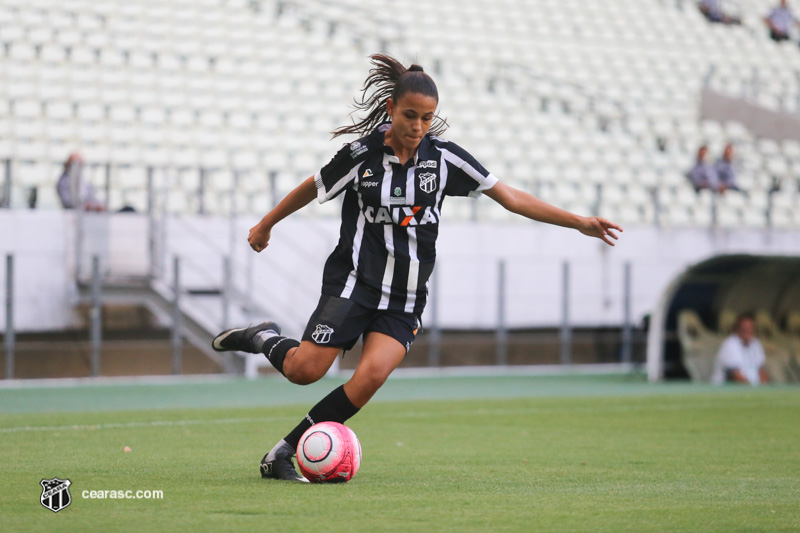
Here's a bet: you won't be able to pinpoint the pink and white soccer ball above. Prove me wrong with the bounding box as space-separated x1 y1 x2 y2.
297 422 361 483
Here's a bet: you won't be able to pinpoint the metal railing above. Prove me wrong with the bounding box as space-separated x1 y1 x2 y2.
2 247 642 379
4 254 14 379
1 156 794 240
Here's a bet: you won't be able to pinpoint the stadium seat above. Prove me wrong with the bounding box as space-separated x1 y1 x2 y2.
755 311 798 383
0 0 794 229
678 309 725 382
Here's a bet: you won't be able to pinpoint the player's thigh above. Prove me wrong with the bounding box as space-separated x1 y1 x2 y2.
344 332 406 408
284 341 341 383
299 294 368 354
289 295 367 383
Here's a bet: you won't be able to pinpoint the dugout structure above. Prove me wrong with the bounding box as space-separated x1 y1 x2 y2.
647 254 800 382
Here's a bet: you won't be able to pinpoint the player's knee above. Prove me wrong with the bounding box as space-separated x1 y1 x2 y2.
358 367 390 394
285 362 326 385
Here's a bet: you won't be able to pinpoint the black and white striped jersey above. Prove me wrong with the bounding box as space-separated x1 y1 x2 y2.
314 123 498 316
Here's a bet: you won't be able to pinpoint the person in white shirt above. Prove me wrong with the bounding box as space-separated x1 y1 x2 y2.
712 313 769 385
764 0 799 42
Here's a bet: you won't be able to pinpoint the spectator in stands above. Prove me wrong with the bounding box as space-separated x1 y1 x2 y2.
764 0 799 42
686 145 721 192
712 312 769 385
56 152 104 211
699 0 741 25
713 143 744 194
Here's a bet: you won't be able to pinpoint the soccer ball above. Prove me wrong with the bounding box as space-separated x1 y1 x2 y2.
296 422 361 483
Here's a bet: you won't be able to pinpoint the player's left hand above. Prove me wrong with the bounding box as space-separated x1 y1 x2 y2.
248 222 272 253
578 216 623 246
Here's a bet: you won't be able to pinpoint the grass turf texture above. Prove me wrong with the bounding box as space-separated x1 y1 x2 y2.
1 375 799 532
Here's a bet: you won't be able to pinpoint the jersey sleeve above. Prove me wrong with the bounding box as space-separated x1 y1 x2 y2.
314 142 367 204
438 141 499 198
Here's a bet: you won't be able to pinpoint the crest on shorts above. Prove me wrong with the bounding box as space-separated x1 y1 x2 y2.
40 478 72 513
311 324 334 344
419 172 437 193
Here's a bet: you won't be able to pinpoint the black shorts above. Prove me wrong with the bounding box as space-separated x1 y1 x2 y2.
302 294 420 353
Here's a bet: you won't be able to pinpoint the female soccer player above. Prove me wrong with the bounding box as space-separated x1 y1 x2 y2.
213 54 622 482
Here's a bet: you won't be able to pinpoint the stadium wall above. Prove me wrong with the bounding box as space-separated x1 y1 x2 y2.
1 211 798 338
700 87 800 142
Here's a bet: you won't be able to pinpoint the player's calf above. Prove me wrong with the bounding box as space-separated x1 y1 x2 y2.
280 341 342 385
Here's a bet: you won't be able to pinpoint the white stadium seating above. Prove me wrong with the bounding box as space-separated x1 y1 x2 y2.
0 0 798 228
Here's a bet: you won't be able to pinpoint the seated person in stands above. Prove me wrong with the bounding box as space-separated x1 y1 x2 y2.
699 0 741 25
686 145 721 192
712 312 769 385
56 152 104 211
764 0 799 42
713 143 744 193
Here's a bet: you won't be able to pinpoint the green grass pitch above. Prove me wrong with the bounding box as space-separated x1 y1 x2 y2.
1 374 799 532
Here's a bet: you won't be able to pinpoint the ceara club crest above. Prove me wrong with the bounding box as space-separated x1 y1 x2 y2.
419 172 437 193
40 477 72 513
311 324 334 344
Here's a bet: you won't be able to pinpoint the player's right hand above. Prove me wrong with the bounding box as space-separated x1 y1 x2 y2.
577 216 623 246
248 223 271 253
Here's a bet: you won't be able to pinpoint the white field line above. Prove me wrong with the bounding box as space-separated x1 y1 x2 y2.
5 395 794 434
387 363 638 379
0 416 297 434
0 364 640 389
0 374 244 389
386 399 800 419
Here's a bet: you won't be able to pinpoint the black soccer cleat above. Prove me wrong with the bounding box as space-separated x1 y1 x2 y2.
260 441 309 483
211 321 281 353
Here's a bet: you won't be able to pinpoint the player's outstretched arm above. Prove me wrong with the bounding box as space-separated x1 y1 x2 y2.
484 181 623 246
248 176 317 252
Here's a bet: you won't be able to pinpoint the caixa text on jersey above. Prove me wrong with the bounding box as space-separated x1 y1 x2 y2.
361 205 439 226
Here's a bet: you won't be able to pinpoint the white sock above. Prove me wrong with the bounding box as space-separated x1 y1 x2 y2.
252 328 279 352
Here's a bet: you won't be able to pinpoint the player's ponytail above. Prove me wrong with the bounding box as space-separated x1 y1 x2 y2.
332 54 447 138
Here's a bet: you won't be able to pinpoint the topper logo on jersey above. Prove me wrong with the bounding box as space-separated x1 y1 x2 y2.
419 172 437 193
417 160 437 169
361 205 439 226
